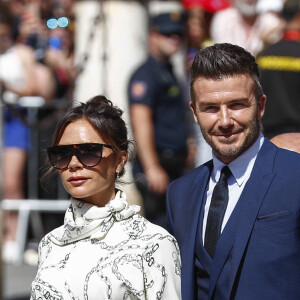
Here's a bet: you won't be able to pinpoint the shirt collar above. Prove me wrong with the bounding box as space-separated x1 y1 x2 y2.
212 133 265 186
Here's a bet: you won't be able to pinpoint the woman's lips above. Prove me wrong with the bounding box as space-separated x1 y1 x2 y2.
68 176 89 186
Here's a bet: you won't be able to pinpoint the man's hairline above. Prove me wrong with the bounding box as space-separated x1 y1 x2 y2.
190 73 261 105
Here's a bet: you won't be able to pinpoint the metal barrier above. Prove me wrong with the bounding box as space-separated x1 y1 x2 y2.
1 199 70 264
0 97 72 264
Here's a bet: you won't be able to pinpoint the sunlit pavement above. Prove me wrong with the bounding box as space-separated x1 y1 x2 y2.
3 263 36 300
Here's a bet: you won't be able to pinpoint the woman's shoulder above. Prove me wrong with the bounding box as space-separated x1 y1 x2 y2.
122 214 179 246
39 225 64 246
139 215 173 236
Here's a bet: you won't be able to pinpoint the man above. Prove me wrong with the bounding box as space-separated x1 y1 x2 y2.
257 0 300 139
128 11 191 227
167 43 300 300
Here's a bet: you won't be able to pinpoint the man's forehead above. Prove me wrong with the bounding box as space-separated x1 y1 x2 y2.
193 74 254 93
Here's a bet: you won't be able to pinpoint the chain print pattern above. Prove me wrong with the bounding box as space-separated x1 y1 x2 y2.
31 193 181 300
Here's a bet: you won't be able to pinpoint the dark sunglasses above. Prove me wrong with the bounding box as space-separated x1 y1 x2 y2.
47 143 113 170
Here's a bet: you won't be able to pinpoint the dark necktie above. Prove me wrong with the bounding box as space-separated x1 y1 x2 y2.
204 166 231 258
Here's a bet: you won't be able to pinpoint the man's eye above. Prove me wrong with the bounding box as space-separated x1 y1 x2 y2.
204 106 218 112
231 103 244 109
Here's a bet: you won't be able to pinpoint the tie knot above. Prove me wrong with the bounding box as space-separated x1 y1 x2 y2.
220 166 231 181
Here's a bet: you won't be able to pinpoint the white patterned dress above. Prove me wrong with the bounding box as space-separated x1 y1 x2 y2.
30 190 181 299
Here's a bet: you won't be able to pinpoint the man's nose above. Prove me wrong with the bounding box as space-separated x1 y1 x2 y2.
219 106 233 128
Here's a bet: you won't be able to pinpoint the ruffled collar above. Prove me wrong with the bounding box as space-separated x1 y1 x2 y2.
49 190 140 246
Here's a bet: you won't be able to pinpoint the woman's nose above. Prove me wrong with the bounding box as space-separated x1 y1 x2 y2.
68 154 83 169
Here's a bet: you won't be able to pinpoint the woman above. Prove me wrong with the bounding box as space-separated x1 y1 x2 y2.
30 95 181 299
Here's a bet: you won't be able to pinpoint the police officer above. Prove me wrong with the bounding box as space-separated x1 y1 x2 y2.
128 11 190 227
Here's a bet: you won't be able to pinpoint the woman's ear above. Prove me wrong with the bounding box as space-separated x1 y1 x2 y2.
116 150 127 174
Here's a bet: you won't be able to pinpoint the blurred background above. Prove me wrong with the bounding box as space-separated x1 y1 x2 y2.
0 0 295 298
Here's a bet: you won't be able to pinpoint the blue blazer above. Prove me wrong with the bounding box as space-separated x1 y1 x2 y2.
167 138 300 300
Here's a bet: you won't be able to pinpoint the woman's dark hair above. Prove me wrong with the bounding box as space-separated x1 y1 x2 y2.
45 95 133 181
190 43 263 104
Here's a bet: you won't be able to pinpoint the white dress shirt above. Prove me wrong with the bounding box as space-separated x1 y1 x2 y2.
202 133 265 244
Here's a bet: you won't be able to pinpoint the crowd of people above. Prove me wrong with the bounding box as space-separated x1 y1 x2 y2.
0 0 299 286
0 0 76 263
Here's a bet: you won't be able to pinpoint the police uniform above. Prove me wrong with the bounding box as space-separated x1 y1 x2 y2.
128 54 188 227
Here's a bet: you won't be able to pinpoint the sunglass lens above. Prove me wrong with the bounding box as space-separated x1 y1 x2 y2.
48 147 72 169
77 144 103 167
48 143 104 169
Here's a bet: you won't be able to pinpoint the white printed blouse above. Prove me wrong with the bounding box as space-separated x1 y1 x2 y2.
30 190 181 299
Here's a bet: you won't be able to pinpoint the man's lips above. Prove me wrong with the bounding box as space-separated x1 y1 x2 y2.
212 129 243 137
212 131 242 141
218 133 238 138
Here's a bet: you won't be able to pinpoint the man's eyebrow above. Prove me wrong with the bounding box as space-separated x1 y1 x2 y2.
198 98 248 106
198 101 217 106
228 98 249 104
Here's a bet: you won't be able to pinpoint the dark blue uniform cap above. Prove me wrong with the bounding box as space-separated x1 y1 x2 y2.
150 11 186 36
282 0 300 20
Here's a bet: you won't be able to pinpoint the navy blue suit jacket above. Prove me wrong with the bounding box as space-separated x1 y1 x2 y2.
166 138 300 300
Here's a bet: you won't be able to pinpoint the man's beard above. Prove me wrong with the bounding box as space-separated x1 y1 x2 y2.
200 117 261 162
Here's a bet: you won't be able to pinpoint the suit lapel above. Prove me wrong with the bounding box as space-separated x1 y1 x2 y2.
186 162 212 250
181 162 212 300
186 161 213 234
208 139 278 299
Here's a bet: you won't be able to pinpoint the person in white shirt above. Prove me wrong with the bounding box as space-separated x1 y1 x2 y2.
210 0 284 56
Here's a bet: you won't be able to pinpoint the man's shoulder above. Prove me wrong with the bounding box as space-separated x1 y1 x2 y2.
169 160 212 190
130 56 156 77
259 139 300 175
128 56 157 102
275 146 300 169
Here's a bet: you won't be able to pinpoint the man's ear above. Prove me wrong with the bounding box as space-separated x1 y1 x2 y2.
189 101 199 125
257 94 266 120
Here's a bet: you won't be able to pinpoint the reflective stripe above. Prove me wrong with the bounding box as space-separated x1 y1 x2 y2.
257 56 300 72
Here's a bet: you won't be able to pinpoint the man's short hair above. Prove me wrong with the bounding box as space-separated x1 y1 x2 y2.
190 43 263 103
